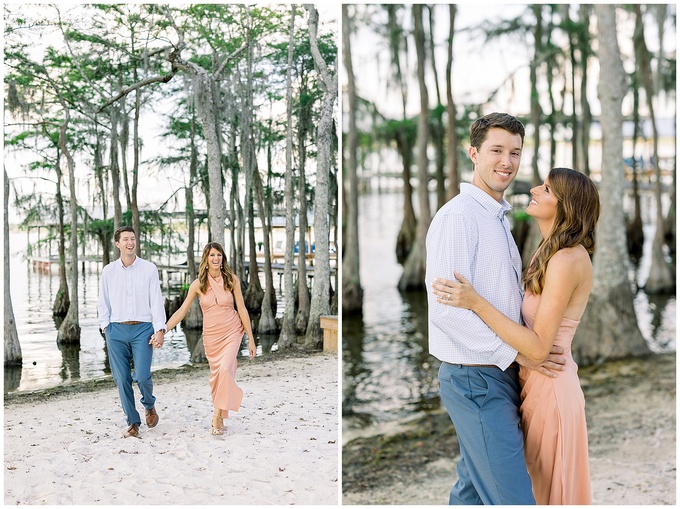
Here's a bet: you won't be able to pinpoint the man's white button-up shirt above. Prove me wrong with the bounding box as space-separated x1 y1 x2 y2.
98 256 167 333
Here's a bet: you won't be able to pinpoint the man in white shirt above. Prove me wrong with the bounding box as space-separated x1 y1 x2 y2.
426 112 558 504
98 226 167 438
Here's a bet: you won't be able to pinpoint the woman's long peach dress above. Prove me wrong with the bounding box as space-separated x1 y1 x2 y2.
199 275 245 419
519 292 592 505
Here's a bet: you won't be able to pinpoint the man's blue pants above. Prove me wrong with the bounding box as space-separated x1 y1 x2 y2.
106 322 156 426
438 362 535 505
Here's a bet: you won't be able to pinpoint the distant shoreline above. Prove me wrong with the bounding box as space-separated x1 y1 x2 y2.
4 348 321 405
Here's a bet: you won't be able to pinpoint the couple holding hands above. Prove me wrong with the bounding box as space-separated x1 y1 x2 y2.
98 227 255 438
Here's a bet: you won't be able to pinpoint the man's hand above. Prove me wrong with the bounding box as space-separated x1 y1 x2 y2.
516 345 567 378
149 330 165 348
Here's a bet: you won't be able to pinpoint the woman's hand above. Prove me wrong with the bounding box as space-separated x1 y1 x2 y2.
432 272 481 311
248 340 256 360
149 331 165 349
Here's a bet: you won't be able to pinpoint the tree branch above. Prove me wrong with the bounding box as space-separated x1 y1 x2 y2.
303 4 336 92
213 43 249 78
97 64 178 113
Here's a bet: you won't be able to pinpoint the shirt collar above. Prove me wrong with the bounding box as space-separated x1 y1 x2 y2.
116 255 139 269
460 183 513 219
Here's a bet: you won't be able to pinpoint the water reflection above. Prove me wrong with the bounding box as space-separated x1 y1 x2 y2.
342 316 366 419
343 287 440 426
343 191 676 430
257 333 279 355
400 290 441 413
634 290 677 353
4 366 22 392
57 341 81 382
183 328 203 362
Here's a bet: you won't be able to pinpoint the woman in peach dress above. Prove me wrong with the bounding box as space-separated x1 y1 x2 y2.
164 242 256 435
432 167 600 504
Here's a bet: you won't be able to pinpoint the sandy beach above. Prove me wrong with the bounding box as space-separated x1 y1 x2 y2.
343 353 676 505
5 351 339 505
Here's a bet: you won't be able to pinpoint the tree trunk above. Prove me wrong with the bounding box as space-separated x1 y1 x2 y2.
234 163 246 281
529 4 543 186
94 133 111 265
4 169 22 365
385 5 417 262
53 152 70 317
57 103 81 344
395 129 417 264
94 133 108 222
253 161 277 333
118 74 132 212
574 4 649 364
242 12 264 316
521 219 543 271
304 4 336 347
634 5 674 294
664 138 676 253
227 115 243 278
131 80 142 256
427 6 446 210
244 187 264 314
568 8 579 169
656 5 675 258
190 333 207 364
626 84 644 263
386 5 408 117
197 71 226 246
342 4 363 315
295 89 311 335
279 5 298 347
184 115 203 329
171 46 227 248
398 4 430 291
445 4 459 200
328 119 339 315
109 105 123 259
578 4 592 176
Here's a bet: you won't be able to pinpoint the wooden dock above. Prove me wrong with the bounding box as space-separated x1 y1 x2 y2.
26 255 336 291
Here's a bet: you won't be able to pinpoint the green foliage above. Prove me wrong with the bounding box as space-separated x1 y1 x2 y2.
375 117 417 144
5 2 338 266
5 132 31 146
513 210 532 223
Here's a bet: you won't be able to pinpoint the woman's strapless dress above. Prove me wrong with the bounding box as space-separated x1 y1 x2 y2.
519 292 592 504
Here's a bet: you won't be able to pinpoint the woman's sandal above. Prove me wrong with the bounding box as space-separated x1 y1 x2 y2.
210 416 224 435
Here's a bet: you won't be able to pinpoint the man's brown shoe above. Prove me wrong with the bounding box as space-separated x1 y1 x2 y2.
146 406 159 428
124 423 139 437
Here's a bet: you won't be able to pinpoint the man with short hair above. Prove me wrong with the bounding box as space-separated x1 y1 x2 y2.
98 225 166 438
425 112 563 504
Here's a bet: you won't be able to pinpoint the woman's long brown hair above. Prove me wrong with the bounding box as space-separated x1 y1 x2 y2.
197 242 236 294
523 167 600 295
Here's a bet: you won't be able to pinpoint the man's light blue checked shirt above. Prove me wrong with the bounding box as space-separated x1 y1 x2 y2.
425 183 524 370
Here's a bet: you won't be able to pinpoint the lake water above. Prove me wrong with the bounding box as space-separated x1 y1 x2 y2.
5 231 293 393
342 190 676 430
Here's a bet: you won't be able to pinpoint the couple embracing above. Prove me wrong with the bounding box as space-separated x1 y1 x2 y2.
98 226 256 438
426 113 600 504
